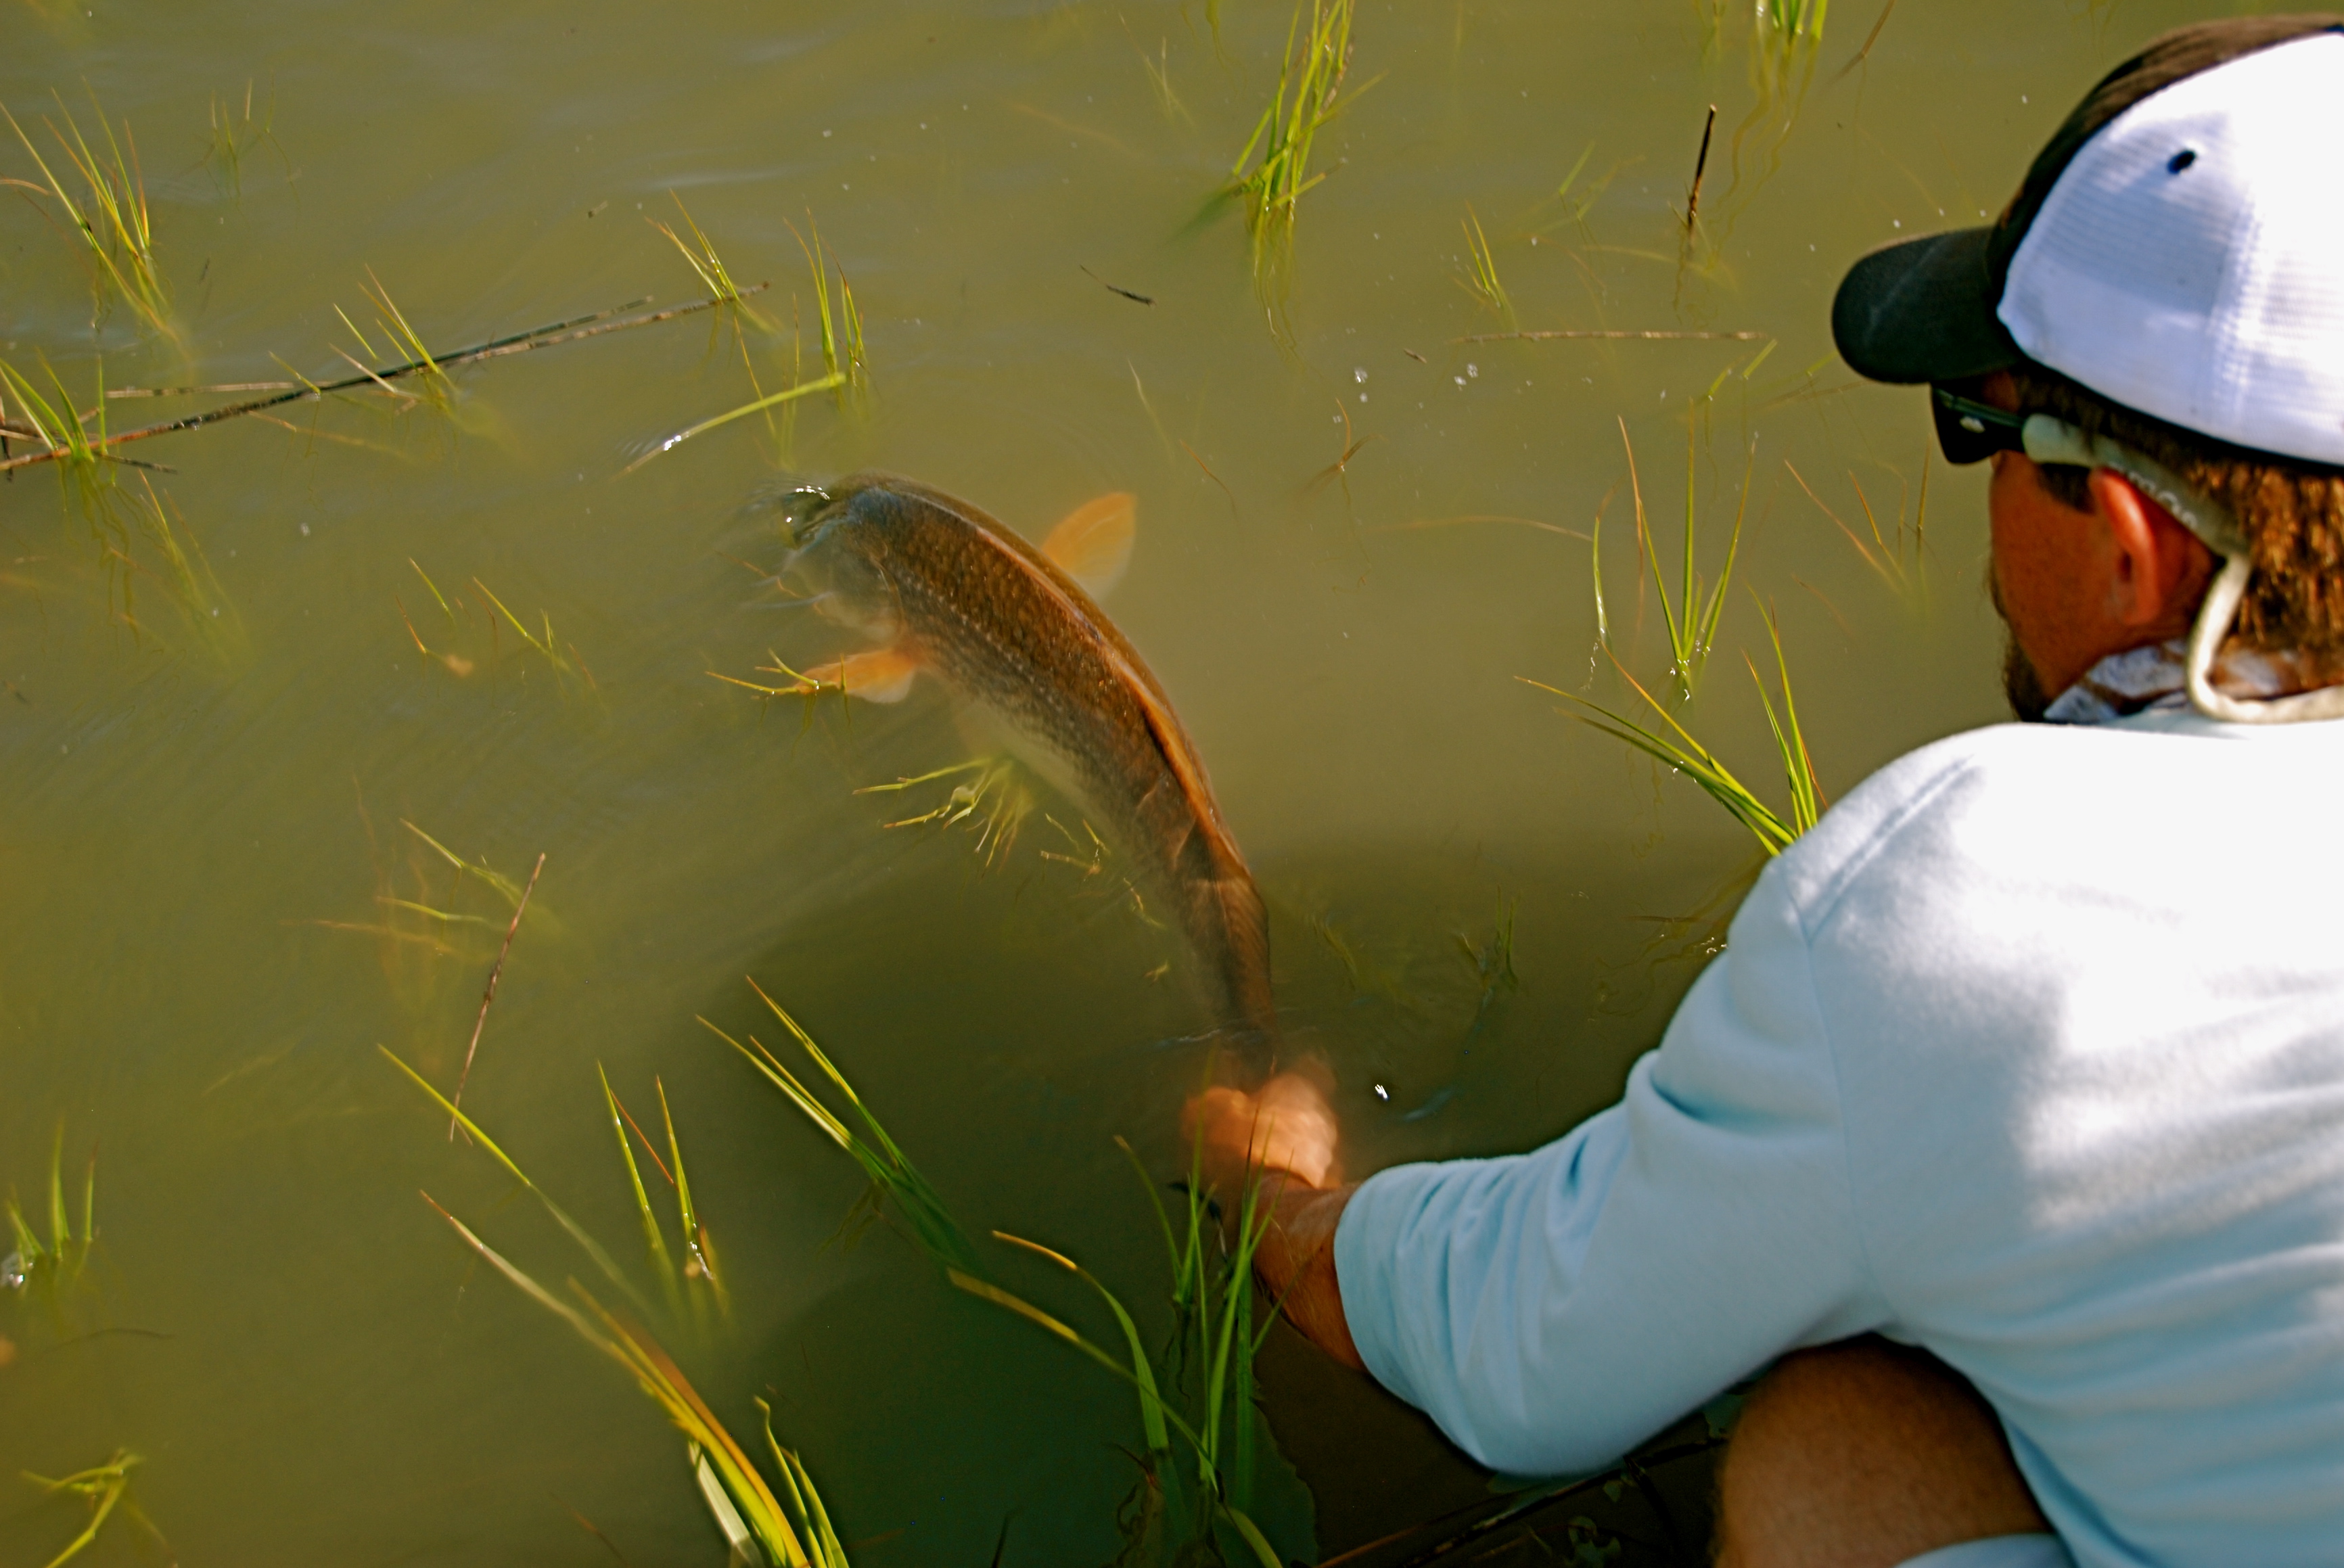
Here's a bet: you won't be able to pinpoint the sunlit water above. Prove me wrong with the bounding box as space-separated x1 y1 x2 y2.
0 2 2201 1562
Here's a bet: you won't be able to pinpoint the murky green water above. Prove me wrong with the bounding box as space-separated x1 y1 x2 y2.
0 2 2213 1562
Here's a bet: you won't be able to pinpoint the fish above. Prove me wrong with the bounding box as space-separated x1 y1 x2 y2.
771 472 1277 1061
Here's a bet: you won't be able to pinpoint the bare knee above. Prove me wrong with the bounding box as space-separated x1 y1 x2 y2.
1713 1337 2051 1568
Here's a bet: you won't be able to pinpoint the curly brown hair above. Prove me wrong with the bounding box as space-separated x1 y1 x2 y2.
2007 363 2344 655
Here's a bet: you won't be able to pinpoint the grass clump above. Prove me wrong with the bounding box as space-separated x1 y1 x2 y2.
729 997 1291 1564
1761 0 1830 39
21 1450 166 1568
1226 0 1373 306
1529 594 1822 856
5 1122 96 1298
427 1199 845 1567
1454 206 1513 325
1 94 172 340
955 1124 1291 1565
1610 417 1752 697
705 978 980 1276
206 80 289 200
334 270 457 415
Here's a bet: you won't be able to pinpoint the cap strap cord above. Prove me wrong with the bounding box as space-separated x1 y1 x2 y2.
2021 416 2344 724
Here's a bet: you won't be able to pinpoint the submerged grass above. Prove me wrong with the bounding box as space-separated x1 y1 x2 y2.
1614 417 1752 696
22 1450 162 1568
1530 593 1821 856
729 986 1292 1563
4 1122 97 1296
427 1197 842 1567
1 94 172 339
1226 0 1373 306
206 80 288 200
704 978 980 1276
955 1117 1289 1563
1785 452 1931 605
1454 206 1513 325
856 758 1033 869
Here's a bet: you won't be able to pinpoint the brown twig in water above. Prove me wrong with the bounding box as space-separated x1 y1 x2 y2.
0 289 758 474
106 381 300 399
1832 0 1899 82
1079 264 1154 305
1685 104 1718 237
1452 328 1768 344
449 850 546 1137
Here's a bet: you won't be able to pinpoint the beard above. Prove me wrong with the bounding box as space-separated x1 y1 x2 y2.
2002 633 2054 723
1986 562 2055 723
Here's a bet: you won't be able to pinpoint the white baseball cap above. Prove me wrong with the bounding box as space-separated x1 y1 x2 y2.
1833 15 2344 467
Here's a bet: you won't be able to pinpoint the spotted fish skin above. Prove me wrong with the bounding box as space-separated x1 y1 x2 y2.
781 473 1276 1060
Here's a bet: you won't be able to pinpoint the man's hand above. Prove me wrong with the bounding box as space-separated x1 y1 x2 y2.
1182 1069 1366 1373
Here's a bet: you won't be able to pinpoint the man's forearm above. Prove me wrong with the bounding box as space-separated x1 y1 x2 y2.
1255 1178 1366 1371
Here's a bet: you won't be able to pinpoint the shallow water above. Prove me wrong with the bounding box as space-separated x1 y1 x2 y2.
0 2 2212 1562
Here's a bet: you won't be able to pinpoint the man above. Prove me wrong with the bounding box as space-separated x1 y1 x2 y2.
1191 17 2344 1567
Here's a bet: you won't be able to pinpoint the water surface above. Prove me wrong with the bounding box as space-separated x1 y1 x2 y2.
0 1 2207 1561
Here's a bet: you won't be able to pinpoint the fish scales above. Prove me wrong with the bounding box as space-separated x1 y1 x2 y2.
788 475 1277 1057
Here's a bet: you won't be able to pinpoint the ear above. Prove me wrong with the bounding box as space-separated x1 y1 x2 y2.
2088 467 2211 628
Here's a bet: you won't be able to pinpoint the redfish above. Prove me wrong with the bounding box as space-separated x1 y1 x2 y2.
773 473 1275 1057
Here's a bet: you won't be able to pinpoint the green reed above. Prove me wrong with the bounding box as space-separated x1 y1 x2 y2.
427 1197 843 1567
1456 206 1514 325
1226 0 1372 298
335 270 455 414
1614 417 1752 696
954 1124 1289 1565
2 95 172 339
205 80 288 200
856 758 1033 870
1762 0 1829 38
723 982 1289 1562
1530 591 1822 856
1786 452 1931 605
1 353 112 511
5 1121 97 1297
22 1449 162 1568
706 978 980 1276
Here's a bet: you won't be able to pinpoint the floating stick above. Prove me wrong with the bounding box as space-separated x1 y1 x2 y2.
1 287 765 474
449 850 546 1137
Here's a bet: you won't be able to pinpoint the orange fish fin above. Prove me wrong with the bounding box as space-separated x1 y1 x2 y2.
1041 492 1136 599
806 647 920 704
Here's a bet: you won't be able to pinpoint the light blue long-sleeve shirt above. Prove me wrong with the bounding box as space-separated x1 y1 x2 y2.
1336 712 2344 1567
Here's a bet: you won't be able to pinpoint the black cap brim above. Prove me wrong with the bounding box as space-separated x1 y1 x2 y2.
1831 227 2021 385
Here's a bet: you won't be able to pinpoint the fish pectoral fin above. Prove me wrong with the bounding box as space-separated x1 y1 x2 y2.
1041 491 1136 599
805 647 921 703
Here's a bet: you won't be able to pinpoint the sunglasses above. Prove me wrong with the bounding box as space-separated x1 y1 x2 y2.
1931 385 2032 465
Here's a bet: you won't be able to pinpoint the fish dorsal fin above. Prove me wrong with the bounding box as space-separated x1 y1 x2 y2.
1041 492 1136 600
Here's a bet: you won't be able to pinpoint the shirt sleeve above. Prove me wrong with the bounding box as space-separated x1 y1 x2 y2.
1331 862 1885 1477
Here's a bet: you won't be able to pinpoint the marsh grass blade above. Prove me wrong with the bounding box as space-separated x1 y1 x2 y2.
1456 206 1513 325
1226 0 1376 315
1525 660 1798 855
21 1450 158 1568
423 1197 826 1567
599 1063 679 1299
1618 418 1751 695
3 95 173 340
380 1046 652 1317
706 979 980 1276
5 1122 97 1295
